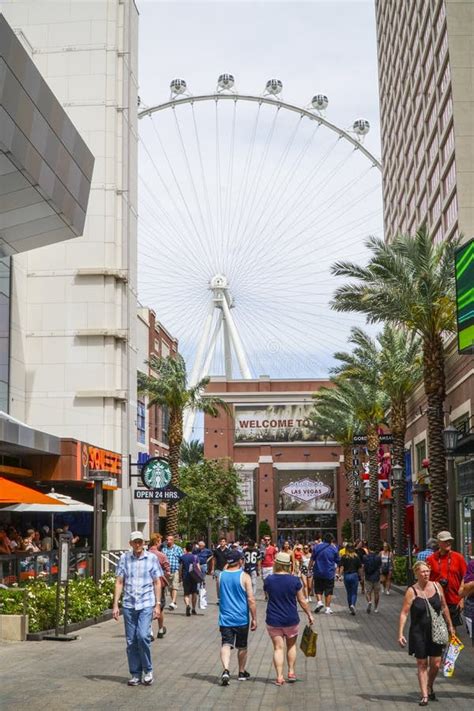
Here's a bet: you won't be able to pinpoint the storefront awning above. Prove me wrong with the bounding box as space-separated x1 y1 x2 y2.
0 411 61 456
0 477 62 505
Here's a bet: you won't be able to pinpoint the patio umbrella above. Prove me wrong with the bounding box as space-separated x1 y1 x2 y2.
1 490 94 545
0 477 63 506
1 491 94 513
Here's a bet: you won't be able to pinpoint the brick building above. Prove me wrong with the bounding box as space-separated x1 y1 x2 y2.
203 377 348 543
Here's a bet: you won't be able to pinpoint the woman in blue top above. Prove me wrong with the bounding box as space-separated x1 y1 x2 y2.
264 552 314 685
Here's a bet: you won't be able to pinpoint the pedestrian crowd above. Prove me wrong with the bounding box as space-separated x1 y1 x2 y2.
110 526 472 706
0 523 80 554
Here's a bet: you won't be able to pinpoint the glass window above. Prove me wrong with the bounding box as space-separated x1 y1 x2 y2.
444 192 458 228
415 440 427 473
162 406 169 445
442 160 456 198
137 400 146 444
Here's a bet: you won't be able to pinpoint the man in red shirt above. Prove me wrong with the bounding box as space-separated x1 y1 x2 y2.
261 536 278 598
427 530 467 627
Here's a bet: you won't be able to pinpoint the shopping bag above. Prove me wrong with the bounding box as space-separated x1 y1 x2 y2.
442 634 464 677
199 585 208 610
300 624 317 657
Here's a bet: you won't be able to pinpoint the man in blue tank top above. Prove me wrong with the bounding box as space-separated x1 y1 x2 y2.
218 549 257 685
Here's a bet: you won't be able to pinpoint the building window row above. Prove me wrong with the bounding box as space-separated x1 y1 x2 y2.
441 126 455 163
137 400 146 444
442 160 456 199
444 192 458 229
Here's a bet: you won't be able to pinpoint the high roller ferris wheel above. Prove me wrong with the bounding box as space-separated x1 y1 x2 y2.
137 75 383 439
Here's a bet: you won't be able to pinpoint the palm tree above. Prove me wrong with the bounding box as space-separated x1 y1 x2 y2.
331 228 458 532
180 439 204 465
332 326 422 550
311 387 360 538
138 354 230 535
334 378 388 547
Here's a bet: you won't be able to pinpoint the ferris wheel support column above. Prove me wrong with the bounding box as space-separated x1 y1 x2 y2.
223 313 233 380
220 296 252 379
187 299 215 387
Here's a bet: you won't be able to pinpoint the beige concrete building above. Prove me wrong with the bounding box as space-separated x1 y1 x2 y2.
1 0 142 546
375 1 473 553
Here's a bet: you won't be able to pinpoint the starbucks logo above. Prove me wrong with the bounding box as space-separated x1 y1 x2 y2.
141 458 171 490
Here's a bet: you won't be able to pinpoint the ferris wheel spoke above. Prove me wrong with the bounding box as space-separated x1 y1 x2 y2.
138 219 210 280
138 136 209 263
147 119 216 270
260 182 381 275
237 137 342 274
138 202 212 279
226 102 262 252
222 100 238 271
171 106 216 266
231 105 281 262
189 104 220 269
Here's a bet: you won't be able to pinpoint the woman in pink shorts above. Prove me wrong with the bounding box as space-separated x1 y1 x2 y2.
264 552 314 685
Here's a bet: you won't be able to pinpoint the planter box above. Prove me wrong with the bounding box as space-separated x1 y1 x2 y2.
0 614 28 641
27 609 117 641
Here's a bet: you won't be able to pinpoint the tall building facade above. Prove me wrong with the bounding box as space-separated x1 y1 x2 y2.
375 1 474 552
1 0 141 546
376 0 472 244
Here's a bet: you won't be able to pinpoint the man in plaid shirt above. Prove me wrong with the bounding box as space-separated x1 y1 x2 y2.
416 537 438 562
162 534 183 609
113 531 162 687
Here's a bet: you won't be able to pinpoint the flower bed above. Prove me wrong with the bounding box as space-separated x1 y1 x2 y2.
0 573 115 633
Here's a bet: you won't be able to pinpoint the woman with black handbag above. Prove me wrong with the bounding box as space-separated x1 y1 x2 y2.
398 561 455 706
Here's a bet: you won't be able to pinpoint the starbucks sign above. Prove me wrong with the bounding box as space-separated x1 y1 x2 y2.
141 457 172 490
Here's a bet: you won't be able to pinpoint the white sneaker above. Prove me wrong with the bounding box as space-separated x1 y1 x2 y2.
143 671 153 686
168 602 177 610
325 607 333 615
374 607 379 613
127 676 140 686
314 601 324 613
308 596 312 602
386 590 390 595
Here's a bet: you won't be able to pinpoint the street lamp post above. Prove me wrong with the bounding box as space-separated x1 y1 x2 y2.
382 496 393 548
443 424 459 540
362 480 370 542
87 470 110 583
392 463 403 555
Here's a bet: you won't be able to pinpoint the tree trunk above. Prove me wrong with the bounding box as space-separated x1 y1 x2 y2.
367 426 380 548
422 336 449 534
166 407 183 536
343 443 359 539
391 400 407 553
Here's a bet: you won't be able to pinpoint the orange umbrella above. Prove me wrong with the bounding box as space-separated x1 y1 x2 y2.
0 477 62 505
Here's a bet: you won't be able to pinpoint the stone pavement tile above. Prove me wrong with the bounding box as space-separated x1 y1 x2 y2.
1 577 473 710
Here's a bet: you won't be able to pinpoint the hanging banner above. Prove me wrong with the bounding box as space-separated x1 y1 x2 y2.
277 470 336 512
237 469 255 513
234 403 321 443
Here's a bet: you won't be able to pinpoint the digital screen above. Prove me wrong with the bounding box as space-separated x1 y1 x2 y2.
455 239 474 354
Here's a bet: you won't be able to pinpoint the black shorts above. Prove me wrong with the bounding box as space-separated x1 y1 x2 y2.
183 577 198 595
220 625 249 649
314 576 334 596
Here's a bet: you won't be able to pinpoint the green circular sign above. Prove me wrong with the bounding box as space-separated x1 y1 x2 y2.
141 457 172 490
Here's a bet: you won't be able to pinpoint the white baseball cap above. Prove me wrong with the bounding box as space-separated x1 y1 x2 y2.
130 530 144 542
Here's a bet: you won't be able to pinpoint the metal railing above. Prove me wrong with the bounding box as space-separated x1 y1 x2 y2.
0 548 92 587
101 550 127 575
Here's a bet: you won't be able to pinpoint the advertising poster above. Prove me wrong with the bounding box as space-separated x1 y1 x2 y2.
234 403 321 443
237 469 255 513
277 470 336 512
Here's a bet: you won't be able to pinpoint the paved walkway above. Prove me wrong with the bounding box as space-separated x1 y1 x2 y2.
0 579 472 710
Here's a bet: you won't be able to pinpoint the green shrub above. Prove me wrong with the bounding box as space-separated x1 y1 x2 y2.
392 555 408 585
0 572 115 632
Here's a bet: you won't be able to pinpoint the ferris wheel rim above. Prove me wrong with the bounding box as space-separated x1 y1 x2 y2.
137 93 382 171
